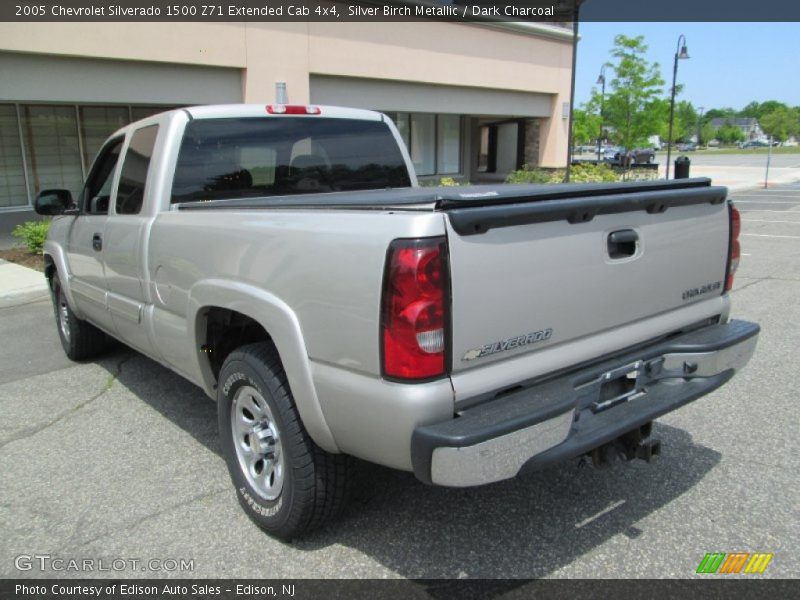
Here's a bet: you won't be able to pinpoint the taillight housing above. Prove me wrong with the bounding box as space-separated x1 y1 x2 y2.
381 237 449 381
724 203 741 293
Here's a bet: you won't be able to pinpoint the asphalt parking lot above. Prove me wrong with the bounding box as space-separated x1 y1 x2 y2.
1 184 799 580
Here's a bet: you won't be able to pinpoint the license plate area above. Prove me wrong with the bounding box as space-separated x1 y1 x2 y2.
584 361 648 413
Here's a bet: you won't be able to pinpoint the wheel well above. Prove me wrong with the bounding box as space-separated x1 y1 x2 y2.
201 307 271 380
43 255 56 289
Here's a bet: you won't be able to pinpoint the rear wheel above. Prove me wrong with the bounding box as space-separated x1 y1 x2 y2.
51 273 107 361
217 342 352 539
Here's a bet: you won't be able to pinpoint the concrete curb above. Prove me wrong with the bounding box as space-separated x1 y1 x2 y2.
0 259 50 308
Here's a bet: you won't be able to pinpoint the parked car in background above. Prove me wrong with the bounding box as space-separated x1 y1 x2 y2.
598 145 622 158
677 142 697 152
740 140 770 149
606 147 656 166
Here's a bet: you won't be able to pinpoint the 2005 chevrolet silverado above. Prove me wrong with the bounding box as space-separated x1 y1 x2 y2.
35 104 759 539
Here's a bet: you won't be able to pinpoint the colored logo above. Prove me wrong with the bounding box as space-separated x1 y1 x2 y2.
696 552 773 574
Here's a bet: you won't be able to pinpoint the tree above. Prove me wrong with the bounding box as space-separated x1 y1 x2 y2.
571 107 601 146
704 107 736 121
760 106 799 142
700 122 716 146
602 35 666 150
673 100 699 142
715 123 745 145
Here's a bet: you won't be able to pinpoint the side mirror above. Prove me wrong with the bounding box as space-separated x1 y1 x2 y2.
34 189 73 216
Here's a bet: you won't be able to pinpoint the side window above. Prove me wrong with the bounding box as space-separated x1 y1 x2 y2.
116 125 158 215
82 138 123 215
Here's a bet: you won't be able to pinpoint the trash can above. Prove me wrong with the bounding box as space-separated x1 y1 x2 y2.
674 156 691 179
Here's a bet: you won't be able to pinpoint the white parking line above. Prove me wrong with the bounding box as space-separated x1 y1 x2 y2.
731 194 800 201
575 499 627 528
742 220 800 224
733 200 800 204
740 209 800 213
743 233 800 239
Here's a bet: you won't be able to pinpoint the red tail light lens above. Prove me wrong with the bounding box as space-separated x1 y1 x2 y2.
381 238 449 380
725 204 741 292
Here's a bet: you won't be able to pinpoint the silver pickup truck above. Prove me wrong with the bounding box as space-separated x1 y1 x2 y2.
35 104 758 539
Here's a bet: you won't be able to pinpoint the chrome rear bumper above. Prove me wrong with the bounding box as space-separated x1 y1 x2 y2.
411 319 759 487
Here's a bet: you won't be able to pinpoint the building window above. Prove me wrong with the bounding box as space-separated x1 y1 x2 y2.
21 105 85 202
437 115 461 175
0 103 178 210
410 113 436 176
0 105 27 208
392 112 462 176
80 106 130 170
131 106 175 121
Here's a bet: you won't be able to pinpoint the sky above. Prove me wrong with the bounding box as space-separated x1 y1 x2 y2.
574 22 800 112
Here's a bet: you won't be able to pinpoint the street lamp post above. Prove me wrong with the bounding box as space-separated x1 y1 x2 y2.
697 106 705 148
596 65 609 163
666 35 690 179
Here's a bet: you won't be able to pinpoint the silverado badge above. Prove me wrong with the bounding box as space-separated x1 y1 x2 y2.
463 328 553 361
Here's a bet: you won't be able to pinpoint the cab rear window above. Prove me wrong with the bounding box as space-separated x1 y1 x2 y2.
171 117 411 203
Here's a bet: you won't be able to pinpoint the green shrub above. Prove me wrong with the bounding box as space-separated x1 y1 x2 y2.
569 163 620 183
12 220 50 254
505 166 565 184
506 163 628 185
438 176 462 187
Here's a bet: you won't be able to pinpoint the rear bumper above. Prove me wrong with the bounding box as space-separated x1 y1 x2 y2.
411 319 759 486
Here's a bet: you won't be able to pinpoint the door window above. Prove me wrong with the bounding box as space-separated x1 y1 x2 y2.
82 138 123 215
116 125 158 215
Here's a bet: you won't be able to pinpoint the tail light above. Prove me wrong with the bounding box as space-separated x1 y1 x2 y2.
381 237 449 381
724 203 741 292
266 105 321 115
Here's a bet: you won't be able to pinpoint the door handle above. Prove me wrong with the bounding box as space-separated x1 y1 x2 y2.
92 233 102 252
607 229 638 258
609 230 639 244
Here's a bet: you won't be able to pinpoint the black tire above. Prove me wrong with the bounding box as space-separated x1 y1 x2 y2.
217 342 352 540
51 273 107 361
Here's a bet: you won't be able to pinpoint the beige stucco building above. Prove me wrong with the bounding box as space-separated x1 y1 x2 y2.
0 18 574 228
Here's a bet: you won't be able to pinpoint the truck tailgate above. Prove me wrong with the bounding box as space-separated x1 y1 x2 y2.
442 180 731 395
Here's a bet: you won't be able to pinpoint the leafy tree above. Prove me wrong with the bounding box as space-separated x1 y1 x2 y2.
738 101 761 118
760 106 799 141
673 100 699 142
715 123 745 145
571 107 602 146
602 35 666 150
704 107 736 121
700 122 716 146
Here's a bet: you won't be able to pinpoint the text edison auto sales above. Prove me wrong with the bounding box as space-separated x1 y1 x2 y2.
16 584 295 597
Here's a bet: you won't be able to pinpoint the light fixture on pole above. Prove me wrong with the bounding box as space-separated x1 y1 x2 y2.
596 64 610 163
666 35 690 179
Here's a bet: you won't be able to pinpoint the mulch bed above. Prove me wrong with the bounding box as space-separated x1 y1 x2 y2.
0 246 44 272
